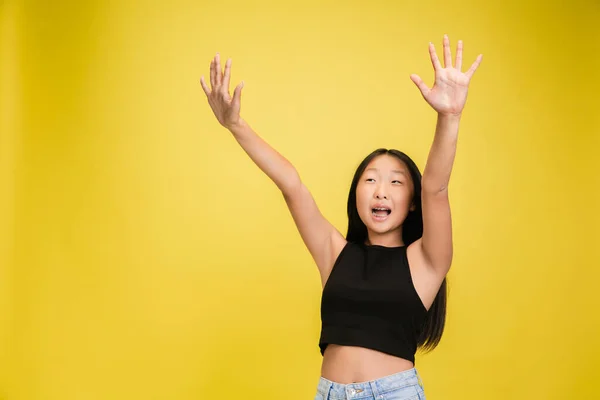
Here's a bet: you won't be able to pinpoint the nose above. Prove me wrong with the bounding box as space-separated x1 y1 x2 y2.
375 185 388 200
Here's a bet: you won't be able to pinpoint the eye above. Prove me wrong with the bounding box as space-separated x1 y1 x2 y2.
392 180 403 185
365 178 375 182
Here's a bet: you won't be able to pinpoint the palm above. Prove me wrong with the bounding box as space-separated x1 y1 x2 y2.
200 53 244 129
411 35 482 116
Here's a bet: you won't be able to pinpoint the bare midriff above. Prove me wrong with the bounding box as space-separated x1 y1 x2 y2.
320 344 414 384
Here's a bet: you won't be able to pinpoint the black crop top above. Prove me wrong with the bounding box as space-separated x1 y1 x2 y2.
319 241 428 363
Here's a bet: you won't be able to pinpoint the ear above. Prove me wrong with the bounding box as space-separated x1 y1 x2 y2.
409 203 416 212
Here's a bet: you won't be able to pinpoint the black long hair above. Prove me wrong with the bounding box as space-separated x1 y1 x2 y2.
346 148 447 352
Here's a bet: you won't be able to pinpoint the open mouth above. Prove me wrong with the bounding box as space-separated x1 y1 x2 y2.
372 207 391 218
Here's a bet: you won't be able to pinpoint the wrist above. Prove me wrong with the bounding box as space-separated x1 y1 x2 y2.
227 118 248 137
434 112 461 139
437 112 462 122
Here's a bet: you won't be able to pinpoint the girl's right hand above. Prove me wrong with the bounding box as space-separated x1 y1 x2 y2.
200 53 244 130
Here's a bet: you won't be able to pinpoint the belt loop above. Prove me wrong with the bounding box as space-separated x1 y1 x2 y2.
325 381 333 399
415 369 424 389
369 380 381 400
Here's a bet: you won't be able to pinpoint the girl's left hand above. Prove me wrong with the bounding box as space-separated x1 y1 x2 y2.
410 35 482 117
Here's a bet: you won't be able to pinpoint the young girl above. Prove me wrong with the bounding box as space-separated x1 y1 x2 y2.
201 35 482 400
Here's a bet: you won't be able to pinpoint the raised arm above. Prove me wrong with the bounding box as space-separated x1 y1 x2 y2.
200 54 345 281
408 35 482 275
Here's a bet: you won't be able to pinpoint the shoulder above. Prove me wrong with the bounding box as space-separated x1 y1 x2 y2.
406 238 444 278
406 238 448 310
320 233 349 287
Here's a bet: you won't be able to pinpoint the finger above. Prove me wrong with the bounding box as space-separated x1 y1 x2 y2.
232 81 244 109
455 40 463 71
209 60 216 89
200 76 211 96
410 74 430 98
222 58 232 93
429 42 442 72
443 34 452 68
465 54 483 80
215 53 222 86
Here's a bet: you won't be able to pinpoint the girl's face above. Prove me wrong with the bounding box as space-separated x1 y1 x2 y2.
356 154 415 245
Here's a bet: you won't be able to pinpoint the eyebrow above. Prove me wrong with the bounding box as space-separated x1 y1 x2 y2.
365 168 407 175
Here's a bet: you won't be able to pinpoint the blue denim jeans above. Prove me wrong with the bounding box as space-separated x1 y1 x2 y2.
314 368 426 400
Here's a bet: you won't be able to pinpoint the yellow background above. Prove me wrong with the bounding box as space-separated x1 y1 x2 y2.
1 0 599 399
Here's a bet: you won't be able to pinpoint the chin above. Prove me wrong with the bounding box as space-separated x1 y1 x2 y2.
371 224 400 235
362 216 402 234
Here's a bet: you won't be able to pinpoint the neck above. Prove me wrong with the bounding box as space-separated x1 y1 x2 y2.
365 231 404 247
